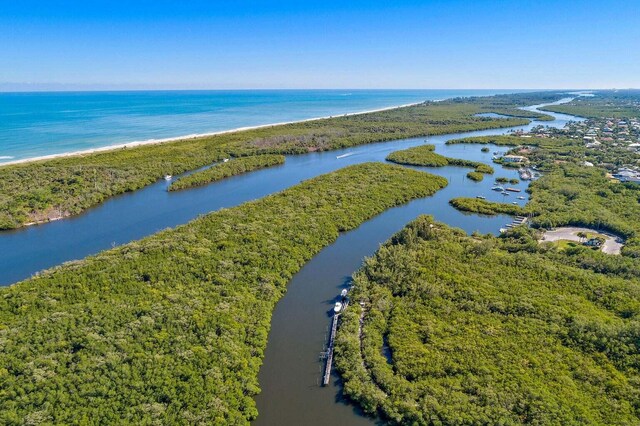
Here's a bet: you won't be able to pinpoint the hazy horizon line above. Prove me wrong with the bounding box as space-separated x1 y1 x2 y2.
0 85 620 94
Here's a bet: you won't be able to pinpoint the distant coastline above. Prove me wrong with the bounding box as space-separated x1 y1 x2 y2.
0 89 532 166
0 102 423 167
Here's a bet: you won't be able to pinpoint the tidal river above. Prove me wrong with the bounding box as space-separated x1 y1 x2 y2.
253 100 582 425
0 100 581 424
0 100 578 286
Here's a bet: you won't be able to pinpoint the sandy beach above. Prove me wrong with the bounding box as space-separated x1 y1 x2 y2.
0 102 422 167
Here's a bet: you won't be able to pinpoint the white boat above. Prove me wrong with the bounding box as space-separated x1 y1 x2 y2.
223 158 230 163
476 195 486 200
512 202 518 205
502 191 510 196
334 302 343 313
336 153 354 159
340 289 348 298
517 196 526 200
164 175 172 181
492 186 504 191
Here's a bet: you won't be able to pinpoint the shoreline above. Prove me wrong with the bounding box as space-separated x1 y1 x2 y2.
0 101 424 167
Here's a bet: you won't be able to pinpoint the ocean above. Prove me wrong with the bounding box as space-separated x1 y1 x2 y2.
0 89 529 163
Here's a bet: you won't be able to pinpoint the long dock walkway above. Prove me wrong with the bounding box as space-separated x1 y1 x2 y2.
322 313 340 386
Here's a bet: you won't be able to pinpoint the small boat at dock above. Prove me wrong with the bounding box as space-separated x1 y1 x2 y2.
334 302 343 314
164 175 172 181
476 195 486 200
517 196 526 200
340 289 348 298
223 158 230 163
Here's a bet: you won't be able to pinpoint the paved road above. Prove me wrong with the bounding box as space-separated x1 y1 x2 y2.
540 226 624 255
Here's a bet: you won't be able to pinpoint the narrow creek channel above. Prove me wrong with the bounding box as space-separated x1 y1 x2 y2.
253 101 583 425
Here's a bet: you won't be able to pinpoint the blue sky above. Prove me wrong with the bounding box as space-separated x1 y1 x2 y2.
1 0 638 90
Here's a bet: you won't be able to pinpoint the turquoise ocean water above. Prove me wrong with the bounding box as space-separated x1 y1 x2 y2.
0 89 529 163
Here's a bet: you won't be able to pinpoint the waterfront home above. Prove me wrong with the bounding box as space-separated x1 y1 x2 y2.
613 168 640 184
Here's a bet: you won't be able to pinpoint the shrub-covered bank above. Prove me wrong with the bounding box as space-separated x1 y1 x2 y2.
335 216 640 425
526 165 640 257
449 197 525 216
386 144 494 174
0 91 562 230
0 164 447 425
168 155 285 191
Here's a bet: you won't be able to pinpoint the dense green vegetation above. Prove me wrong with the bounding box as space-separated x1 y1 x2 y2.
386 144 494 175
447 134 635 172
451 92 560 121
495 177 520 185
168 155 285 191
542 235 640 280
446 121 640 258
387 144 448 167
0 164 447 425
0 92 557 230
525 164 640 257
335 216 640 425
451 134 640 257
334 91 640 424
446 135 541 146
466 171 483 181
449 197 524 216
541 91 640 119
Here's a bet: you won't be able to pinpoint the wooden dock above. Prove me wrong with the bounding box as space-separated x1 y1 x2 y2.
501 216 529 233
322 313 340 386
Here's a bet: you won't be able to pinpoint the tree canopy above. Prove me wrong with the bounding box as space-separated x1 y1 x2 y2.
336 216 640 425
0 164 447 425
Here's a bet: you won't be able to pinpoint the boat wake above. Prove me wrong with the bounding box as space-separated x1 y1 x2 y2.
336 153 354 159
